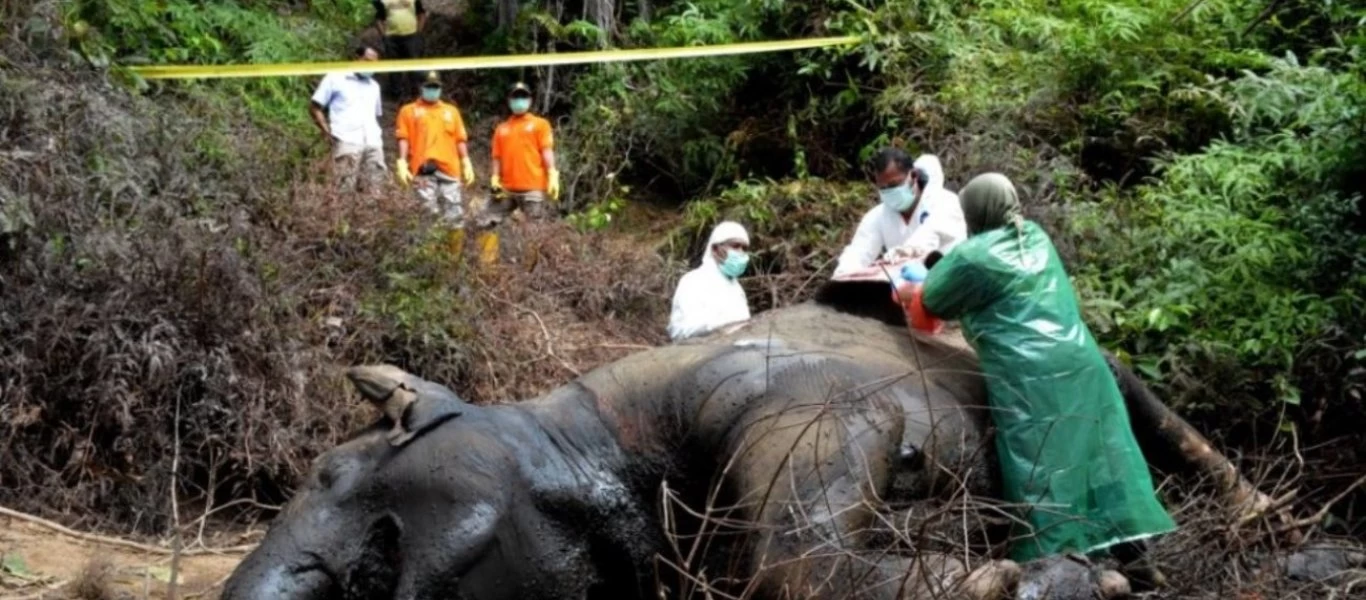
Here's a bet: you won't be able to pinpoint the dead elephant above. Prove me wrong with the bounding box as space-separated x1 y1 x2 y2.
219 296 1327 600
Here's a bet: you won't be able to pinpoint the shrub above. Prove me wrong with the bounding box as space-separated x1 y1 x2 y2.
1067 55 1366 426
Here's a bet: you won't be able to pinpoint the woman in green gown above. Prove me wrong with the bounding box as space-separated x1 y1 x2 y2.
920 172 1177 575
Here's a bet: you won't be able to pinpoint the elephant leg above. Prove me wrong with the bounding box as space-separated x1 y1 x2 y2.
392 503 501 600
1102 353 1286 528
717 389 1014 600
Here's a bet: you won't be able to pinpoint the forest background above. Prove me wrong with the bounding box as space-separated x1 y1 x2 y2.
0 0 1363 547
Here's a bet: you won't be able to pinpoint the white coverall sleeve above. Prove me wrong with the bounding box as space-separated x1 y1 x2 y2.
893 191 968 257
668 271 708 341
833 209 885 277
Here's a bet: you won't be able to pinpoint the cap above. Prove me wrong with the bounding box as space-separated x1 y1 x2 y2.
508 82 532 97
422 71 441 86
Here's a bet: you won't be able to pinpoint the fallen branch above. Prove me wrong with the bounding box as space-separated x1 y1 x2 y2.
1273 474 1366 535
483 291 582 377
167 394 183 599
0 505 255 556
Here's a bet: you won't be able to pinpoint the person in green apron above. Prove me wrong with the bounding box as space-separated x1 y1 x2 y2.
920 172 1177 586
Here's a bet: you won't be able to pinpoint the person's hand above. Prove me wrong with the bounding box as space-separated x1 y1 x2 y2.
490 173 503 192
547 168 561 201
462 161 476 186
884 246 926 264
395 158 413 187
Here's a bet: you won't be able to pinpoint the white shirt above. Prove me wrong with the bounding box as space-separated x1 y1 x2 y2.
310 73 384 148
833 155 967 277
668 262 751 341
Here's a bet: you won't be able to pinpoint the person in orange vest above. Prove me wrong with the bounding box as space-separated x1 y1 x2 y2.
485 82 560 224
394 71 475 225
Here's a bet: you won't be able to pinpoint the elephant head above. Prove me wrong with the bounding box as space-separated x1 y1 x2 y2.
220 427 406 600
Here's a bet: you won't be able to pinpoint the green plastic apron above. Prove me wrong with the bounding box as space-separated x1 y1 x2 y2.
921 219 1177 563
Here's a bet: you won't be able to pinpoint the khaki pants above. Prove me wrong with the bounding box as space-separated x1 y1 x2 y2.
480 190 548 227
332 141 386 192
415 175 465 225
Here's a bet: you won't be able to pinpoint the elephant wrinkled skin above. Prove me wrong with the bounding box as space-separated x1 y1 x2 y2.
220 296 1319 600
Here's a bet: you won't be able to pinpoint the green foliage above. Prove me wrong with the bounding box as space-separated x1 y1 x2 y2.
1069 55 1366 415
357 226 475 344
64 0 369 147
675 178 872 283
554 1 770 205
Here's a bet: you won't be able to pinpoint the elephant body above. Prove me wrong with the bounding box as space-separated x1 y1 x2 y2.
219 297 1225 599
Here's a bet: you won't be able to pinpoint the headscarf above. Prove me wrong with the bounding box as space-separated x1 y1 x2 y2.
959 172 1023 236
702 221 750 268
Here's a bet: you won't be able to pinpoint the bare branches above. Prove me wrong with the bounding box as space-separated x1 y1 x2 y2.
0 505 253 556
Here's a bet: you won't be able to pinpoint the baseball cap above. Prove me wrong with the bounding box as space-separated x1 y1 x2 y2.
422 71 442 87
508 82 532 97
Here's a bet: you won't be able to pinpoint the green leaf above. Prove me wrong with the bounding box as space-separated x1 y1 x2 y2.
2 554 29 576
146 565 179 584
1135 358 1162 380
2 553 32 578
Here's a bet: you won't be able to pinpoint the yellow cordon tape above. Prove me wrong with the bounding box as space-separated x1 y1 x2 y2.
128 36 862 80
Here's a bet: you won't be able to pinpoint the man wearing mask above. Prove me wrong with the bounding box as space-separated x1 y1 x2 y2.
668 221 752 341
308 45 386 193
372 0 428 101
832 148 967 278
486 82 560 224
394 71 475 225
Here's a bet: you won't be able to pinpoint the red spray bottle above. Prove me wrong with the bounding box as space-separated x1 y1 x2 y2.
890 261 945 335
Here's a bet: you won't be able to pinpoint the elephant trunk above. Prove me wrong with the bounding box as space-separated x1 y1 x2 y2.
220 538 334 600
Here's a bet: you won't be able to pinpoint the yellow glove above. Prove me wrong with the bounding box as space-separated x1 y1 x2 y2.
462 160 476 186
395 158 413 187
547 168 561 201
490 173 503 192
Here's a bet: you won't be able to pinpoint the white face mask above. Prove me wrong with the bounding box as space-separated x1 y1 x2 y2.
879 181 915 213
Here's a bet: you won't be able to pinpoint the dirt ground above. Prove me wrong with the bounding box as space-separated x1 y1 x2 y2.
0 516 251 600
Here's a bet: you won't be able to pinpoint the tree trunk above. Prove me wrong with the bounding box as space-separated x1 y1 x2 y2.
584 0 614 47
497 0 519 29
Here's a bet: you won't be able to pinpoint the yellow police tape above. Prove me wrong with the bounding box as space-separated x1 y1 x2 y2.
129 36 862 80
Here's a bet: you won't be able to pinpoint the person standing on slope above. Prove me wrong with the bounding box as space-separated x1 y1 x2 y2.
668 221 752 341
919 172 1177 588
486 82 560 224
308 44 386 194
372 0 428 102
394 71 475 225
832 148 967 278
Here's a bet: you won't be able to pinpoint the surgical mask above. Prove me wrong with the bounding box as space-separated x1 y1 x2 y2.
509 97 532 114
879 181 915 213
719 249 749 279
421 87 441 102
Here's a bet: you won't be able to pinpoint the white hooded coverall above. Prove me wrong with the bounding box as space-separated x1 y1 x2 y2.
832 154 968 277
668 221 751 341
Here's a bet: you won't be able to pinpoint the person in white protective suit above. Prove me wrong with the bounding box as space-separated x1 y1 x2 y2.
832 148 968 277
668 221 752 341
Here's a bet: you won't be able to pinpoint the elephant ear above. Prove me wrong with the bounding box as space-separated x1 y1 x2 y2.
341 511 404 597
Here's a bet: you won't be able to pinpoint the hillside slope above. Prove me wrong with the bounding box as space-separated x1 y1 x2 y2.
0 0 680 539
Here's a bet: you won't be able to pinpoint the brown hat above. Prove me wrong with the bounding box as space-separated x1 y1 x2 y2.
422 71 442 86
508 81 532 97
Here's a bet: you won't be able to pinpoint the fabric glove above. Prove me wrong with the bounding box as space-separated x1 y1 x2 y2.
462 160 475 186
490 173 503 192
395 158 413 187
547 168 561 201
